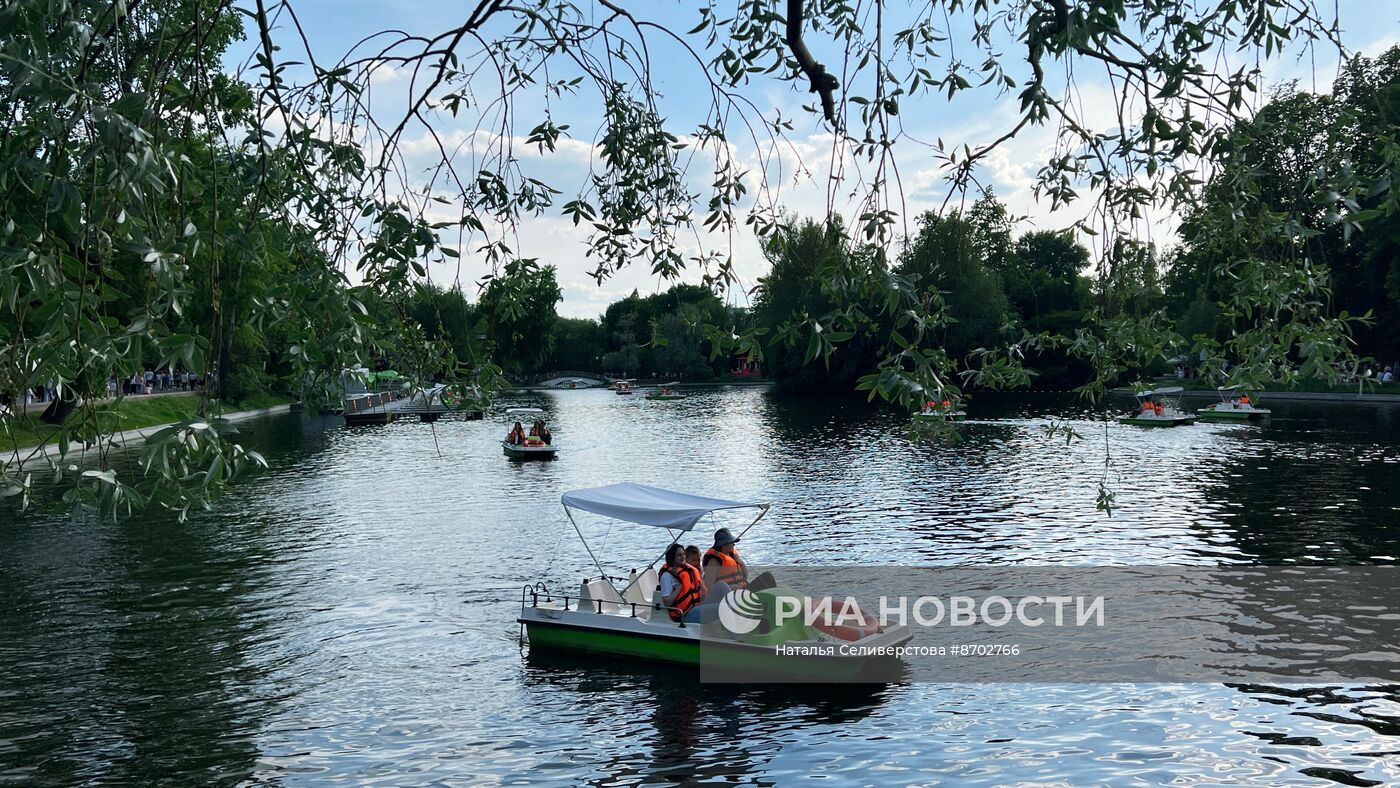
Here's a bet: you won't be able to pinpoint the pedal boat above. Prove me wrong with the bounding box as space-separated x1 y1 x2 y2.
1197 385 1271 421
646 382 685 401
501 407 558 459
914 399 966 421
518 483 913 681
1119 386 1197 427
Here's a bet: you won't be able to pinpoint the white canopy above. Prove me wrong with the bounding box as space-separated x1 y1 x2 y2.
1136 386 1184 397
561 483 767 530
505 407 545 415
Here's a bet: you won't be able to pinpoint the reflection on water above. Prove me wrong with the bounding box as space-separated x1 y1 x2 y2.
2 387 1399 784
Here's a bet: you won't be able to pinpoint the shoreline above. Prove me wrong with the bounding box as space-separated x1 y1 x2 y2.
1110 387 1400 404
3 403 293 469
509 379 773 392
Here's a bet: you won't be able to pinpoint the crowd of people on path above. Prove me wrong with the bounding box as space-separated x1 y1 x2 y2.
1172 359 1398 385
109 369 204 397
7 368 207 413
1342 360 1397 384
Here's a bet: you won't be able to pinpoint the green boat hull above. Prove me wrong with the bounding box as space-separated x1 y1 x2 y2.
526 618 698 662
646 395 685 400
521 618 897 681
503 444 558 459
1118 416 1194 427
1197 408 1268 420
1197 409 1251 420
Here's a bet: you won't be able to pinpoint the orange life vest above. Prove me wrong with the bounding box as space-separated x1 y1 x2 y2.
704 547 748 590
661 562 702 621
684 562 706 597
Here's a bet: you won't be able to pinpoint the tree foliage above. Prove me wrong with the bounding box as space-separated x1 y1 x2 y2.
1161 47 1400 387
477 262 562 376
0 0 1390 519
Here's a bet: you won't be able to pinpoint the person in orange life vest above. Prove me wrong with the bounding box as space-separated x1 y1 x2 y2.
1153 403 1163 415
658 544 704 622
685 545 706 593
506 421 525 444
530 419 552 445
702 527 746 591
703 528 776 600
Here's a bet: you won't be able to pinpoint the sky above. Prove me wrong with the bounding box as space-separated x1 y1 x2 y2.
229 1 1400 319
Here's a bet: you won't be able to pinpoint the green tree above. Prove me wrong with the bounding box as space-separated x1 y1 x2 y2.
1003 230 1093 387
654 305 712 380
896 209 1013 359
549 318 606 373
1 0 1387 519
1160 48 1400 384
404 283 480 377
753 217 888 391
477 263 562 377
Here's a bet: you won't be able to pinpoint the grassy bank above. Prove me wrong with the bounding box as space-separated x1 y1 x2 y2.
3 391 294 455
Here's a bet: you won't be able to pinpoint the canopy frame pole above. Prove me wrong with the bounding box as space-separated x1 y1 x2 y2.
564 507 607 581
735 504 772 540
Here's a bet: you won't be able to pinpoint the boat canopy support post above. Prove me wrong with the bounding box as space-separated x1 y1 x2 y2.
564 507 607 581
736 504 772 540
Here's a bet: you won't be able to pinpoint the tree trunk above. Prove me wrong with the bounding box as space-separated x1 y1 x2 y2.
39 391 77 425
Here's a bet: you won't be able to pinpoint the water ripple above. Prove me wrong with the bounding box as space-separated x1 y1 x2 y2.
1 389 1398 784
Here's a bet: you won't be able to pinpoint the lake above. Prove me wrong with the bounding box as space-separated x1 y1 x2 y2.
2 387 1399 785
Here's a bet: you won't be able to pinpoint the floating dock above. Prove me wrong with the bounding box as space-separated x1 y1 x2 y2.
341 391 482 425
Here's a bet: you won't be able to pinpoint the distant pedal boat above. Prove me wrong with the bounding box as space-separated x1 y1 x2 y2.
914 398 966 421
1120 386 1196 427
502 406 558 459
646 382 684 400
1197 385 1271 420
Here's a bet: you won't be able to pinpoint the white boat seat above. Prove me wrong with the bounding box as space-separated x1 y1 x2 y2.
577 578 625 615
619 569 659 622
621 568 658 607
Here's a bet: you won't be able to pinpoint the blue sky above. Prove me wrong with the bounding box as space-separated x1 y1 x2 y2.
230 1 1400 318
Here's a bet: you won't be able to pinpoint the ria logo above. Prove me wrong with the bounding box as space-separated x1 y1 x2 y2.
718 589 764 634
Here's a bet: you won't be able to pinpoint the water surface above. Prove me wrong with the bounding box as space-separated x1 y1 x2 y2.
2 388 1399 785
